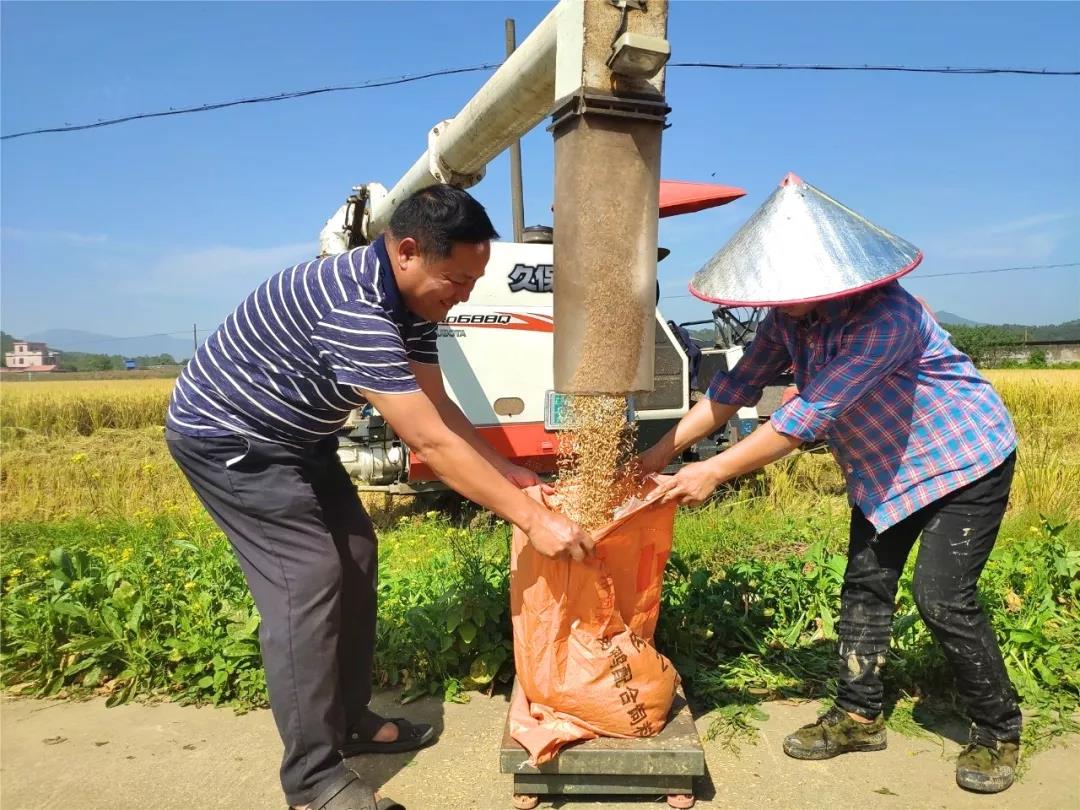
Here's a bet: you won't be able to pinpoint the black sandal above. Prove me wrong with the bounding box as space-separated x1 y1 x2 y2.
295 771 404 810
340 709 435 757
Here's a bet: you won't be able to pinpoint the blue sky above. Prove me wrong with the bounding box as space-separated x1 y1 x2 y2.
2 1 1078 344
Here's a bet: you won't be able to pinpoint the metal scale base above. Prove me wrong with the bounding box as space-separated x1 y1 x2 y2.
499 683 705 808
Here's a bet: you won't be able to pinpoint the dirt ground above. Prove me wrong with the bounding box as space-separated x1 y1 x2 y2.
1 691 1076 809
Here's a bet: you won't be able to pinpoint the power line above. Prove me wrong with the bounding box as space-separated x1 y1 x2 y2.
659 262 1080 300
910 261 1080 280
669 62 1080 76
3 60 1076 141
1 64 499 141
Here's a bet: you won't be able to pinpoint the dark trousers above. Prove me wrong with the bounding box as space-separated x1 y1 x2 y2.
835 452 1022 743
167 429 377 806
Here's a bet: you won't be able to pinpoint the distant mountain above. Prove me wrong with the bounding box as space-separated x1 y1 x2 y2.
24 329 195 360
934 310 982 326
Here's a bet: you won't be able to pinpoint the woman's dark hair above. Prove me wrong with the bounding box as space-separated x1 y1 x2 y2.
387 184 499 258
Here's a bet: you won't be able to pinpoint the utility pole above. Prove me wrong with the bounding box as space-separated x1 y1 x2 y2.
193 323 198 358
506 18 525 243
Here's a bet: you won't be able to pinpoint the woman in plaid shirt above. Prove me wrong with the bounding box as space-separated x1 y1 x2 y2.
641 175 1021 794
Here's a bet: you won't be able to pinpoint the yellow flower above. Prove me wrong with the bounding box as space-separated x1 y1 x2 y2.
8 568 23 578
184 581 196 591
70 453 88 464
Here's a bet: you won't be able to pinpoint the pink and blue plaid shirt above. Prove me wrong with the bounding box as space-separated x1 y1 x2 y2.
706 282 1017 532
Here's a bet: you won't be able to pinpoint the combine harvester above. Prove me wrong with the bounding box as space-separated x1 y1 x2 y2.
327 181 759 493
316 2 777 803
320 4 787 498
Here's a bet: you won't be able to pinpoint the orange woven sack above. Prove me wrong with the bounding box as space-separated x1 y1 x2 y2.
508 479 680 764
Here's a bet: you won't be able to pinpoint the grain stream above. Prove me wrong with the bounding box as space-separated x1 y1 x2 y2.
553 394 642 531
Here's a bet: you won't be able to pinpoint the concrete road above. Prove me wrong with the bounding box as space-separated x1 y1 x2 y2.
1 692 1076 809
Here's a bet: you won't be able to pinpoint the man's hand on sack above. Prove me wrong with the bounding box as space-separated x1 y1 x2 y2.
651 460 725 506
526 507 595 561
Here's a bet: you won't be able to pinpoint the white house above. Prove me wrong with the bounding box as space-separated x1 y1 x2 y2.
4 340 60 371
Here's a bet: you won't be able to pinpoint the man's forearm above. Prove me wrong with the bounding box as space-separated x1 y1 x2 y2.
364 387 540 528
433 396 510 472
415 426 540 528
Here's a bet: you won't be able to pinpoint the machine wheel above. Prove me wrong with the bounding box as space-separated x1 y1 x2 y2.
512 794 540 809
666 794 696 809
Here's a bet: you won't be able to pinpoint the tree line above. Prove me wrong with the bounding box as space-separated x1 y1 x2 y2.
1 331 181 371
684 318 1079 369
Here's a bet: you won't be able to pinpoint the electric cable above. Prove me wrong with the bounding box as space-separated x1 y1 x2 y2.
1 64 500 140
4 61 1075 140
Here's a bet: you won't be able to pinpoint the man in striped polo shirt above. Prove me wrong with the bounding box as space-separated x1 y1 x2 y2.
641 176 1023 794
166 185 592 810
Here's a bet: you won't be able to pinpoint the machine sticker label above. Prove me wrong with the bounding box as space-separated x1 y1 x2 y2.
444 314 512 325
508 263 553 293
438 312 554 334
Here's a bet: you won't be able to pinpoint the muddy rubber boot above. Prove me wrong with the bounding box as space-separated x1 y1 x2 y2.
783 706 887 760
956 730 1019 794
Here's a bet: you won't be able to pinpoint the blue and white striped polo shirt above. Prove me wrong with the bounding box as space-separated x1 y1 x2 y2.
166 236 438 445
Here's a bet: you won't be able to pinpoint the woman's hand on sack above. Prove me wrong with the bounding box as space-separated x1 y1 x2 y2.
652 461 724 506
526 506 594 561
501 462 555 495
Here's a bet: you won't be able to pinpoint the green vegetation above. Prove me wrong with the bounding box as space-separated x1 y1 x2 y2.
53 351 180 373
1 370 1078 760
1000 318 1080 343
661 517 1079 755
0 330 14 365
0 513 514 707
2 511 1076 755
945 325 1020 368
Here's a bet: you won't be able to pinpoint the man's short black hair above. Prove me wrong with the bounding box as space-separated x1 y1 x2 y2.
387 184 499 258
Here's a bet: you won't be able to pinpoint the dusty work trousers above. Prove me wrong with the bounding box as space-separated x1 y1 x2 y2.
835 452 1022 743
166 429 377 807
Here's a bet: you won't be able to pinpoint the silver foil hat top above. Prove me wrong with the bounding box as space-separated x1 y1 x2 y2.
689 173 922 306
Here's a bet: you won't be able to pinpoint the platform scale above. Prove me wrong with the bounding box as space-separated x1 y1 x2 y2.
499 683 705 808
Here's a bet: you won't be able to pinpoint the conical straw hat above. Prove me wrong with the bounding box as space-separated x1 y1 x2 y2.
689 173 922 306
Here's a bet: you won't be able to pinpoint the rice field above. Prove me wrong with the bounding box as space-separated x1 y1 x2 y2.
0 378 173 436
985 370 1080 519
0 370 1077 525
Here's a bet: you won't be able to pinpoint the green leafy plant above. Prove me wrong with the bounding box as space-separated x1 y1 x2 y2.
2 510 1077 761
658 517 1080 754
